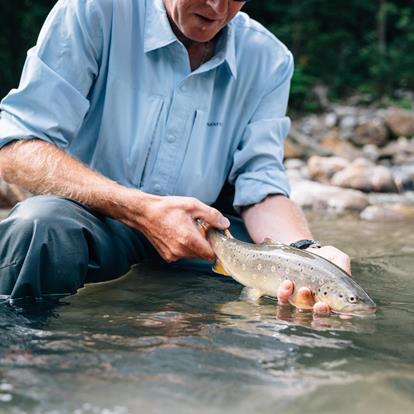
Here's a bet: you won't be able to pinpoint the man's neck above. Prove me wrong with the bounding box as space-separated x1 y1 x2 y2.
166 15 219 70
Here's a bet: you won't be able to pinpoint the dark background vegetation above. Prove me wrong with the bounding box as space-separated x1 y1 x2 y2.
0 0 413 111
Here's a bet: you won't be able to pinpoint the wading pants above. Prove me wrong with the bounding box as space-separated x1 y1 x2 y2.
0 195 250 303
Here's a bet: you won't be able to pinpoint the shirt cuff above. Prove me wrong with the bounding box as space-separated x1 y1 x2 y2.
233 169 291 213
0 111 56 150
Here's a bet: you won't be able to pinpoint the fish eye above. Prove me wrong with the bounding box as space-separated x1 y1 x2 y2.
323 291 327 296
348 296 356 303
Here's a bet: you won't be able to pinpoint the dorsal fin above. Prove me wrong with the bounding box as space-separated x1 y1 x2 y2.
224 229 234 239
261 237 275 244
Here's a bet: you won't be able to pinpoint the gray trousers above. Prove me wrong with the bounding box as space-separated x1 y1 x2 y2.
0 195 250 303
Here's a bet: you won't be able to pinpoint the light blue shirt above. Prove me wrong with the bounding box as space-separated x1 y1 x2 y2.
0 0 293 210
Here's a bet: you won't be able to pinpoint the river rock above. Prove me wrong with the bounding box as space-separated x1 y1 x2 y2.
284 139 306 159
290 179 369 212
319 129 361 160
286 126 331 158
368 191 414 206
380 137 414 165
360 204 414 221
362 144 380 162
307 155 349 183
392 165 414 191
284 158 306 170
351 118 389 147
385 108 414 138
331 158 398 192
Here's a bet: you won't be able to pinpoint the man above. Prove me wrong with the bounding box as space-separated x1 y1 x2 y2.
0 0 349 312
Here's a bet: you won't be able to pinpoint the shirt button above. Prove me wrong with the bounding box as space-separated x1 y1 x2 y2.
180 84 188 93
154 184 161 193
167 135 176 143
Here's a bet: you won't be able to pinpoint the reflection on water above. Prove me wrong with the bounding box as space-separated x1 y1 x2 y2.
0 215 413 414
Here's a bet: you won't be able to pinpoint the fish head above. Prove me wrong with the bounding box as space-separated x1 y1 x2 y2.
206 227 235 253
316 281 376 316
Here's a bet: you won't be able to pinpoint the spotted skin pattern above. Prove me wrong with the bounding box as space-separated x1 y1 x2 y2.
207 228 376 315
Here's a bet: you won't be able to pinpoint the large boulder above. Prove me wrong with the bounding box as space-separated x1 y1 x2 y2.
290 179 369 212
307 155 349 183
331 158 398 193
384 108 414 138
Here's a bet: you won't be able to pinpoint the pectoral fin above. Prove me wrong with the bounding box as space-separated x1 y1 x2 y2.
212 259 232 276
240 286 263 302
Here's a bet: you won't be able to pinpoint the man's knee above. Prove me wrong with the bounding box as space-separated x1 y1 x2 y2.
11 195 81 228
0 196 89 300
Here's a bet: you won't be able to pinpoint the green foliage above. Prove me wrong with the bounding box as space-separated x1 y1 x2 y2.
245 0 414 109
0 0 413 111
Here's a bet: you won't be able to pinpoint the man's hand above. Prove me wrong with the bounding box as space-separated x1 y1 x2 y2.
129 195 229 262
277 245 352 315
0 140 229 263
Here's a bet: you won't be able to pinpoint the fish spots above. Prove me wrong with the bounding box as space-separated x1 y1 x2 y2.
257 264 262 271
242 263 246 271
271 265 276 272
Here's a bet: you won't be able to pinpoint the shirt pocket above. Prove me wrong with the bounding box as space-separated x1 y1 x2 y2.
175 109 228 205
127 92 165 187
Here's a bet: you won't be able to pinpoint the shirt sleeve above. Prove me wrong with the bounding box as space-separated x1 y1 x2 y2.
0 0 105 150
229 51 293 213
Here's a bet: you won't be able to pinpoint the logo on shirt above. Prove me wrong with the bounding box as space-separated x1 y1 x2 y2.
207 121 223 127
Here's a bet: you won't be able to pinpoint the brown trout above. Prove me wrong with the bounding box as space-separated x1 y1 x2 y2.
206 227 376 315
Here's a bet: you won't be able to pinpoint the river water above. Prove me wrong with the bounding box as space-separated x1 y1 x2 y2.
0 212 413 414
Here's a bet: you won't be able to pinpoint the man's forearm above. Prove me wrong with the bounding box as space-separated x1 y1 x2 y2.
241 194 313 244
0 139 151 220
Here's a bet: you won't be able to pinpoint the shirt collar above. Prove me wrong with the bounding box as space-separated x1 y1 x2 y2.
144 0 237 79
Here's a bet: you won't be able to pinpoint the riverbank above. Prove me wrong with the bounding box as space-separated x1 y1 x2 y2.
285 102 414 221
0 102 413 221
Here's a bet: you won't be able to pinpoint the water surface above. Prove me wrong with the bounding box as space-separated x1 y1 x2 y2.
0 214 413 414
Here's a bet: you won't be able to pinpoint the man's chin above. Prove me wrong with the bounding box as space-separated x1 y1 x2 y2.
182 22 221 43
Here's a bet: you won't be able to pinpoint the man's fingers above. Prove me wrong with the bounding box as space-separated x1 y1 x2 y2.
190 201 230 230
187 231 216 260
277 280 294 304
313 301 331 315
